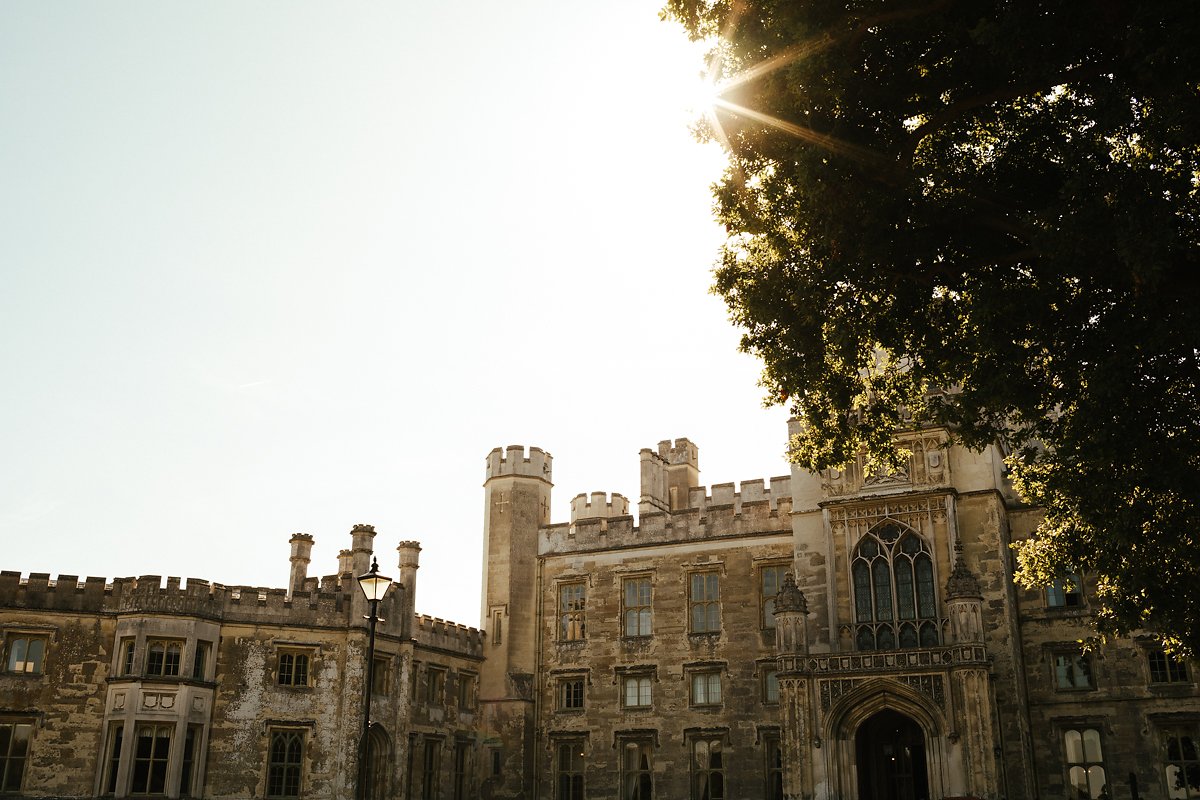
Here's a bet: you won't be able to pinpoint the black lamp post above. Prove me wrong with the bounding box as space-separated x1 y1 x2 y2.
356 557 392 800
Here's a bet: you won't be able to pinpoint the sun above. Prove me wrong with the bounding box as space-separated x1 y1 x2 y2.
680 70 724 118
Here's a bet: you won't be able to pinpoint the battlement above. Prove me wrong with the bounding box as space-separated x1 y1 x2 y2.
570 492 630 523
542 476 793 555
658 438 698 467
413 614 484 658
688 475 791 513
0 571 368 629
485 445 553 483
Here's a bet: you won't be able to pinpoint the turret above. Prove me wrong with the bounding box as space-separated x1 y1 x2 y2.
288 533 313 598
479 444 552 799
396 540 421 625
350 523 375 578
337 548 354 580
570 492 629 524
639 438 700 513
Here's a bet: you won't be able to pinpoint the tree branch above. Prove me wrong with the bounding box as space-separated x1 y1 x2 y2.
900 64 1108 169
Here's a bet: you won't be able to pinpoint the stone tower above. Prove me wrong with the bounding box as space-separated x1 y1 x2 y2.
478 445 552 799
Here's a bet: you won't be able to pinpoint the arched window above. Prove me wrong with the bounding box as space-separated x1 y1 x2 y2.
852 522 940 650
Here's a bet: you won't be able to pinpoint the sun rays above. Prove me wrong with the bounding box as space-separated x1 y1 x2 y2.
690 11 878 167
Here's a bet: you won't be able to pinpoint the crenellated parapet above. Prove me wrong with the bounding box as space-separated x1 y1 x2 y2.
569 492 629 523
0 571 365 628
689 475 792 514
543 476 793 555
486 445 552 483
413 614 484 658
0 571 110 612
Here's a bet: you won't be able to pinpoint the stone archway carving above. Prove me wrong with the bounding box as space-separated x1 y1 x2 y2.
823 678 949 800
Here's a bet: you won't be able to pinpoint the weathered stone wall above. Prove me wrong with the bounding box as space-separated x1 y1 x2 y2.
0 526 485 800
0 608 111 797
538 525 793 798
1011 521 1200 800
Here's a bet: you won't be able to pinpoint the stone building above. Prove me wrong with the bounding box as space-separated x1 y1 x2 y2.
475 428 1199 800
1 422 1198 799
0 526 483 800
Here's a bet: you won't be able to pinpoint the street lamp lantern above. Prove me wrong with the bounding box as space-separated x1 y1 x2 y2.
356 556 392 800
357 559 393 603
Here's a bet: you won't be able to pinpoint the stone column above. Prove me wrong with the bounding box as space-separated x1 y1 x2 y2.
945 549 999 799
774 573 814 800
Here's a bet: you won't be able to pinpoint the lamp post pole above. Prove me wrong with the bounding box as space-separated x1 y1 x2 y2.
356 557 392 800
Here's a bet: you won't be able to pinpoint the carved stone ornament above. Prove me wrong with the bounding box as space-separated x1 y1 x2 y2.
945 548 982 599
863 459 910 487
773 573 808 614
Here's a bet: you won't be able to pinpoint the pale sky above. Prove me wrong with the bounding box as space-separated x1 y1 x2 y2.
0 1 792 628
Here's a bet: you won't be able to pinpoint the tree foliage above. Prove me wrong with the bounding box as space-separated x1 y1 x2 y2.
664 0 1200 653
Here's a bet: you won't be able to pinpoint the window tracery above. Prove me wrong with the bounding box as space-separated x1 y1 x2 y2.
851 522 940 650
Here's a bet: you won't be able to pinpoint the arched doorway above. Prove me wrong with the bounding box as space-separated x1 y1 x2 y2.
365 725 391 800
855 709 929 800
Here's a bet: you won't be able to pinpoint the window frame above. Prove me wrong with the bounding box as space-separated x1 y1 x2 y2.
688 571 721 634
558 678 585 712
1046 574 1085 609
558 582 587 642
689 735 726 800
622 675 652 709
759 564 788 630
452 740 470 800
103 720 124 796
690 671 722 707
1053 651 1096 691
425 666 446 706
143 639 183 678
764 732 784 800
266 728 305 799
371 655 391 696
555 739 586 800
1149 650 1191 685
763 668 779 705
192 641 212 681
618 737 654 800
420 737 442 800
3 633 48 675
118 637 136 677
458 672 478 711
1162 723 1200 800
179 724 202 798
129 722 173 796
850 522 940 651
0 719 34 795
1062 726 1107 800
622 576 653 638
276 648 312 688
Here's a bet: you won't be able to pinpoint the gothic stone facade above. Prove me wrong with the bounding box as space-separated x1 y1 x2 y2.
0 528 483 800
1 426 1198 800
477 430 1199 800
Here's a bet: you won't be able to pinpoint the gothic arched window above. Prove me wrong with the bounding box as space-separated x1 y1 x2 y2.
851 522 940 650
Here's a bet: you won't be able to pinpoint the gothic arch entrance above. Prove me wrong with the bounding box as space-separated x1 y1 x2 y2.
855 709 929 800
365 725 392 800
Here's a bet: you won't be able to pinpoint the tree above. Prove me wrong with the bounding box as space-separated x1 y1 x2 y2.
664 0 1200 653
